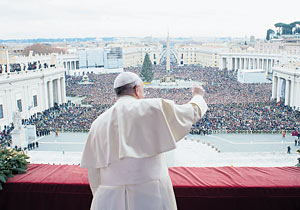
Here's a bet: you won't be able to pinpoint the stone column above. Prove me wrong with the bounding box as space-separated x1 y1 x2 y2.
44 81 49 110
48 80 54 108
272 76 278 99
296 81 300 110
293 81 299 110
61 77 66 103
248 58 251 69
276 78 281 102
285 79 290 106
290 80 295 107
23 85 30 119
57 78 62 104
37 82 43 110
228 57 232 71
241 58 244 69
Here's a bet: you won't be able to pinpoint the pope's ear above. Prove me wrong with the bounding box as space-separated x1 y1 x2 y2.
134 85 139 96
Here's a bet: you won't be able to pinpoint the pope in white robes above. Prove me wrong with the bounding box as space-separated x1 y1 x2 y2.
81 72 208 210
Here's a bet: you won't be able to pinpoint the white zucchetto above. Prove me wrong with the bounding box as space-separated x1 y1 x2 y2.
114 72 141 89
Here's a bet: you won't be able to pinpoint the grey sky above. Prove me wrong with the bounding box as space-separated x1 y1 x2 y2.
0 0 299 39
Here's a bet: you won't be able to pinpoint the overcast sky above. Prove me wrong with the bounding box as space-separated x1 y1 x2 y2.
0 0 299 39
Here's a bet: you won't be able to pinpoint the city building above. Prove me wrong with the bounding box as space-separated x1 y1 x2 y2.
0 48 66 129
271 62 300 110
122 44 163 67
174 44 225 67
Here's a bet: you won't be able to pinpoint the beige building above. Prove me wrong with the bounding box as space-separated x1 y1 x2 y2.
122 44 163 68
174 44 223 67
255 35 300 55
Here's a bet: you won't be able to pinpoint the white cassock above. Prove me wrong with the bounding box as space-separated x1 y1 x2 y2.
81 95 208 210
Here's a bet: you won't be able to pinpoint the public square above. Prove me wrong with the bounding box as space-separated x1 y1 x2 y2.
28 132 299 167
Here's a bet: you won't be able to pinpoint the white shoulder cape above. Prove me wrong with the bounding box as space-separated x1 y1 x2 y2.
81 95 207 168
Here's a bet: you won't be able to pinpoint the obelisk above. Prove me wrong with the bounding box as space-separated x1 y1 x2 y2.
166 32 170 72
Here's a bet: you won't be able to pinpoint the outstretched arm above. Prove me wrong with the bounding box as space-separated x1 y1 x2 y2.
161 84 208 141
190 84 208 121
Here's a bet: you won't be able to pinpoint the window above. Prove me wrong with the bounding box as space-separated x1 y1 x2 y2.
17 99 22 112
153 54 156 59
33 95 38 107
0 104 3 119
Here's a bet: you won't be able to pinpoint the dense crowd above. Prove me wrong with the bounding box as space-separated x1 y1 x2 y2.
66 66 272 106
3 64 299 150
33 64 299 135
23 103 110 133
193 101 300 134
0 124 14 149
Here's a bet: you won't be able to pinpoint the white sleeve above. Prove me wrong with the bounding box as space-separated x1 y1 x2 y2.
88 168 101 196
161 95 208 142
189 95 208 122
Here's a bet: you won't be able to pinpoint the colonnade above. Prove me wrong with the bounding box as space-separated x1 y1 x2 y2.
44 77 66 109
220 55 279 73
272 69 300 110
63 61 79 70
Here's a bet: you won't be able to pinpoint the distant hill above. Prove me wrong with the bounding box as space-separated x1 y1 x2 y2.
23 44 66 56
0 37 97 44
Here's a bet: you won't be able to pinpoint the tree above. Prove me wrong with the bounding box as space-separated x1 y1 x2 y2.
282 25 292 35
141 53 153 83
266 29 275 40
274 23 292 35
290 21 300 34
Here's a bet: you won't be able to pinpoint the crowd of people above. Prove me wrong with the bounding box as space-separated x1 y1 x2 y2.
2 64 299 151
0 61 51 74
192 101 300 134
23 103 110 133
0 124 14 149
52 65 299 134
66 66 272 106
